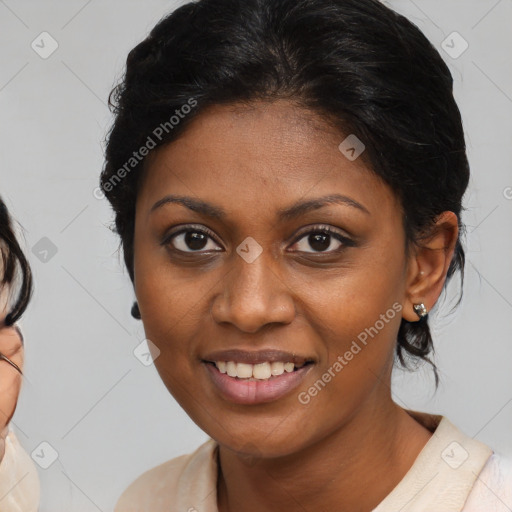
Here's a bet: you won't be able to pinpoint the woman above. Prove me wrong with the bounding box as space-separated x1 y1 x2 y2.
0 197 40 511
101 0 512 510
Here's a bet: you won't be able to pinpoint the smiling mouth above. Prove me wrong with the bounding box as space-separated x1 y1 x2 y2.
203 360 314 381
203 358 315 405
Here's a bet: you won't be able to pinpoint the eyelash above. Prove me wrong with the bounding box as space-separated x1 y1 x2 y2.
162 224 355 256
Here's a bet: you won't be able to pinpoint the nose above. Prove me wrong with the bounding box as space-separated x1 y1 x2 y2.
210 249 296 333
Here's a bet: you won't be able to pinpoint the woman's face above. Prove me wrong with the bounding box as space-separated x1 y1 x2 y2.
133 100 414 457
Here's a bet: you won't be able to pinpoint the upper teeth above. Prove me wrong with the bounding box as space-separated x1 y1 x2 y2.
215 361 297 379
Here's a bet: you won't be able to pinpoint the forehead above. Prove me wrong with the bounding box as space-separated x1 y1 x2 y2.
138 100 400 221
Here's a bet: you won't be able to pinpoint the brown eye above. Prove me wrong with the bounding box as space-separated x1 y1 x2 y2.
164 226 223 254
291 225 355 254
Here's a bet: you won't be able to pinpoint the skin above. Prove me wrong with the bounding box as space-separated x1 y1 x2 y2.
0 289 24 463
133 99 459 512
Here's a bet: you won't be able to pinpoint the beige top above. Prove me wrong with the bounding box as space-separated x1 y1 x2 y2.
0 428 40 511
115 410 512 512
0 410 511 510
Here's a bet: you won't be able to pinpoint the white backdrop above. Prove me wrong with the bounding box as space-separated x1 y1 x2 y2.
1 0 511 510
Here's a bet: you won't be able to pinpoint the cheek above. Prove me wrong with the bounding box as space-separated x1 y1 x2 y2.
135 272 198 363
134 228 188 329
133 237 188 362
132 239 214 398
295 244 405 396
293 291 402 443
301 244 405 348
305 283 401 392
135 266 203 408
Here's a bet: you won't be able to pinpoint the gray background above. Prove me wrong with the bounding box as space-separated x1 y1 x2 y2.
1 0 511 510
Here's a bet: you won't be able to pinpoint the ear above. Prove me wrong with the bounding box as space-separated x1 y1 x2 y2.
402 211 459 322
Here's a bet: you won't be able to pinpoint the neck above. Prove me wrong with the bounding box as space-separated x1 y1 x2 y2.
217 399 433 512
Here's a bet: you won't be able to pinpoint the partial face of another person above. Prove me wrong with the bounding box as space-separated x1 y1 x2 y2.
132 100 422 457
0 271 24 455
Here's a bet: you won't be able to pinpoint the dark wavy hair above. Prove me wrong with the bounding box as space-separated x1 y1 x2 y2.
100 0 470 389
0 197 33 326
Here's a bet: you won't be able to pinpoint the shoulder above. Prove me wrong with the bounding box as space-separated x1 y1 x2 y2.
114 439 218 512
462 452 512 511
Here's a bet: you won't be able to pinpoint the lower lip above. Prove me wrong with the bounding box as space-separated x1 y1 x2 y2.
204 362 313 405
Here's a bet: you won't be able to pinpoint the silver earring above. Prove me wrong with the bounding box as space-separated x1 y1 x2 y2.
413 303 428 319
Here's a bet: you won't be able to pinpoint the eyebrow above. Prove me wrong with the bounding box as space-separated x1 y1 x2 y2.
150 193 370 220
